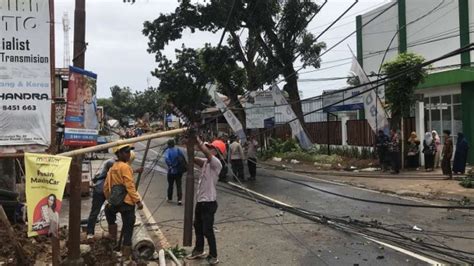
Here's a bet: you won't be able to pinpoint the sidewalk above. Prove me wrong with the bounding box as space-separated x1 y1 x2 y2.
262 161 474 203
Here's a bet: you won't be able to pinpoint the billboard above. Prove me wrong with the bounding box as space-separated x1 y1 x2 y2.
0 0 52 147
64 66 99 146
245 91 275 129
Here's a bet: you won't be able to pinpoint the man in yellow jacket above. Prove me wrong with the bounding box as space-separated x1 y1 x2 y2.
103 144 143 259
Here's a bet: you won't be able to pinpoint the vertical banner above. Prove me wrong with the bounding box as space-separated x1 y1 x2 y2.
25 153 72 237
271 84 313 150
207 84 247 144
350 56 390 133
64 66 99 146
0 0 52 146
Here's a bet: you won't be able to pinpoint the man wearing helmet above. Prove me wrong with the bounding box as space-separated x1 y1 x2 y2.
187 136 222 265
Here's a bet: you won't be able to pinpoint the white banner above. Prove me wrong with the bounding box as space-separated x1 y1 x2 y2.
271 85 312 150
208 84 247 144
245 91 275 129
350 57 390 133
0 0 52 146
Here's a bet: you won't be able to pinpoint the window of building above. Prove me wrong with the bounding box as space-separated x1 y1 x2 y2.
424 93 462 144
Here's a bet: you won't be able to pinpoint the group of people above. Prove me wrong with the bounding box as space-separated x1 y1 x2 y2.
85 136 224 264
376 129 469 178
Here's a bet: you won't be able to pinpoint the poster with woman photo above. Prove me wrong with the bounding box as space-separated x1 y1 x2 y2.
64 66 99 146
25 153 72 237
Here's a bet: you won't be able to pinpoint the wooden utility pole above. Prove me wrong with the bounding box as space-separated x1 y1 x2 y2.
183 130 196 246
65 0 86 264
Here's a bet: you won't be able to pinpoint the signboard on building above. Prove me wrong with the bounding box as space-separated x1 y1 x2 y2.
0 0 52 147
322 88 364 112
64 67 99 146
245 91 275 129
25 153 71 237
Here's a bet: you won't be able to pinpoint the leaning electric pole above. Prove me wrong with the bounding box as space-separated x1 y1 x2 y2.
65 0 86 264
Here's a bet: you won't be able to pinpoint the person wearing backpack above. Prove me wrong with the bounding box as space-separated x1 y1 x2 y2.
164 139 186 205
103 144 143 260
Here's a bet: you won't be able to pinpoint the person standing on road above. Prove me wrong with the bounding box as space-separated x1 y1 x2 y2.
103 144 143 260
229 135 245 182
246 135 259 180
187 137 222 265
441 130 453 179
453 132 469 175
389 129 401 174
164 139 185 205
432 130 441 168
423 132 436 171
376 130 390 172
86 150 142 240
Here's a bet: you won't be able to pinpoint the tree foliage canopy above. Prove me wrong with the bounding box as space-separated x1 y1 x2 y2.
143 0 326 123
382 53 428 123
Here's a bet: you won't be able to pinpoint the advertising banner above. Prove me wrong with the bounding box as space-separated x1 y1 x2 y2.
208 84 247 144
271 85 313 150
245 91 275 129
25 153 72 237
64 66 99 146
350 57 390 133
0 0 52 146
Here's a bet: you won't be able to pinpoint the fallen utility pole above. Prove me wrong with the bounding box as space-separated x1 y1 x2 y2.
59 128 187 157
65 0 86 264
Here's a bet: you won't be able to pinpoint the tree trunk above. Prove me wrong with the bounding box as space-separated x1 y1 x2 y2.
282 65 305 124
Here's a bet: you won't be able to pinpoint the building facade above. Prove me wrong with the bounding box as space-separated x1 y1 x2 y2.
357 0 474 163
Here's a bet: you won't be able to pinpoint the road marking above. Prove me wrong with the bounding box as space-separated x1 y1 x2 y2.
364 237 446 266
227 181 447 265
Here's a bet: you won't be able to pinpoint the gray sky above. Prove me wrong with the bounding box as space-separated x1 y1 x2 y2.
54 0 391 99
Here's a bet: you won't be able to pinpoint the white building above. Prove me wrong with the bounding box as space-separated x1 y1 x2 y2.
357 0 474 163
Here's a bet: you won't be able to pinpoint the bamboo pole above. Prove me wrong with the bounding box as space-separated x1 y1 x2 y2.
58 128 187 157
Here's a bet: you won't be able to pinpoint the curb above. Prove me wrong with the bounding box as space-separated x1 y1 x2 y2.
138 202 171 250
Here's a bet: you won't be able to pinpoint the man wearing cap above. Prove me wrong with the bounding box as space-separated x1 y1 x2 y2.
85 149 141 240
164 139 185 205
187 137 222 265
103 144 143 260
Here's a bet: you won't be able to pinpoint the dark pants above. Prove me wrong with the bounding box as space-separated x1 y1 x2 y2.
167 173 183 201
442 157 452 177
424 154 435 169
231 159 244 181
391 151 400 173
105 203 136 246
248 157 257 179
86 190 106 235
378 150 389 171
194 201 218 258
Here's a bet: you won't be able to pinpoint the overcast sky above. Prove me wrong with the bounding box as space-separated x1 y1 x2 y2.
54 0 391 99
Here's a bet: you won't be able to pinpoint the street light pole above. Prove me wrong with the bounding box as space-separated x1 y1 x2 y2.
65 0 86 264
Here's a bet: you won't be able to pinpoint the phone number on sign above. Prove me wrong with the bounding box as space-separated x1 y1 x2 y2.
2 105 37 111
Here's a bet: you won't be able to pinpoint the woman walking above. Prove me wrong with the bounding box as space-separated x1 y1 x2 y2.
407 132 421 169
453 132 469 174
423 132 436 171
432 130 441 168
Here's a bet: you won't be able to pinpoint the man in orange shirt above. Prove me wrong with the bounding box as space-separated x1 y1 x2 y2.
103 144 143 259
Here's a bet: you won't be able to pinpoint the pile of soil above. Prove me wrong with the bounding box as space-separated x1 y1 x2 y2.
0 223 50 265
81 238 120 265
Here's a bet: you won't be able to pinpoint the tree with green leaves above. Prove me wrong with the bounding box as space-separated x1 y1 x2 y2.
153 47 211 122
382 53 428 127
142 0 326 124
382 52 427 169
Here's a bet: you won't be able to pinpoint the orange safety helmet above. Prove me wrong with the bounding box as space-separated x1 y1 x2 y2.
211 140 226 155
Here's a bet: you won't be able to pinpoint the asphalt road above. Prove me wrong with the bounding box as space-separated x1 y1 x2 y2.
133 138 474 265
